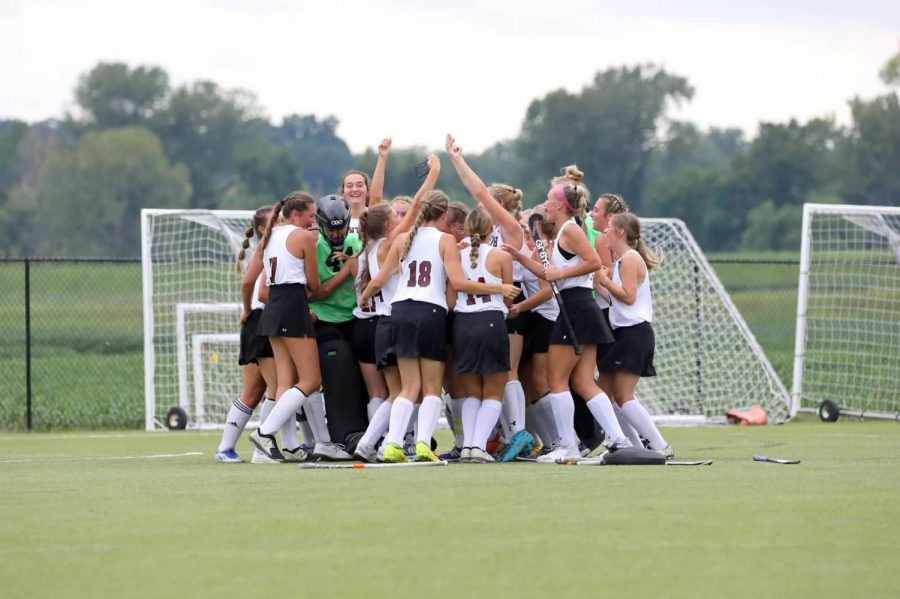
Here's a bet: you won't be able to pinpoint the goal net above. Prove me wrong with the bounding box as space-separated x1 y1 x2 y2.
142 210 790 429
792 204 900 419
142 209 256 430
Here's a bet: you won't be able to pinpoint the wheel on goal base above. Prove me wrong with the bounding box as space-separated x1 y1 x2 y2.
818 400 840 423
166 406 189 430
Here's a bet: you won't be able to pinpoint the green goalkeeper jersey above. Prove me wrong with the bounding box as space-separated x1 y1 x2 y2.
309 231 363 324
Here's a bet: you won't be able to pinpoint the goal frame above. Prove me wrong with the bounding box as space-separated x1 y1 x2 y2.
791 203 900 420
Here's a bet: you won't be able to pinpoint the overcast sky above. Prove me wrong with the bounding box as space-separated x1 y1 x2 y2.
2 0 898 152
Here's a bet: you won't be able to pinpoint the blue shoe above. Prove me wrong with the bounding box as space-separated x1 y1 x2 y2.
498 430 534 462
439 446 463 461
215 449 243 463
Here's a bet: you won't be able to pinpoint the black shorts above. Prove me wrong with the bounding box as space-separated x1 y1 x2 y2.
452 311 510 374
506 287 531 335
238 308 273 365
257 284 316 338
522 313 555 361
391 300 447 362
595 308 615 367
351 316 379 364
445 311 456 348
549 287 614 346
600 321 656 377
374 316 397 369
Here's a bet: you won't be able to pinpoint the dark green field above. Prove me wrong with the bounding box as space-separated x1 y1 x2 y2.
1 418 898 598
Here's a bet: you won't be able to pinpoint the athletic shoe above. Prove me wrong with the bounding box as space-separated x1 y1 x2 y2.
282 446 310 462
601 437 631 453
656 444 675 461
415 441 441 462
313 442 353 461
382 442 407 463
578 442 590 458
354 443 377 463
498 430 534 462
458 447 473 463
214 449 243 463
403 443 417 459
468 447 495 463
439 446 463 461
250 448 281 464
536 445 580 463
491 442 509 461
249 430 284 461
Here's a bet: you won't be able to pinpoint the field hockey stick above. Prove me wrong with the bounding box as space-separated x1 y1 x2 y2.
528 213 580 355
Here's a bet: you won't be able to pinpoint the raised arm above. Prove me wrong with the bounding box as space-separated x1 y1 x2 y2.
368 137 391 207
388 153 440 244
445 133 523 249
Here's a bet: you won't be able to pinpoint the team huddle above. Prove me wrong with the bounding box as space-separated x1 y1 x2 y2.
214 134 673 465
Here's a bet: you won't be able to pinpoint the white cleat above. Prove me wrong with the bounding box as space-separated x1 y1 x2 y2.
353 443 377 463
537 445 580 464
468 448 495 463
313 442 354 461
250 448 281 464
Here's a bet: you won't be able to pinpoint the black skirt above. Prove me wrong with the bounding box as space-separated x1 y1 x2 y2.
549 287 614 346
238 308 274 365
505 287 531 335
391 300 447 362
599 321 656 377
452 311 510 374
522 313 555 361
257 283 316 338
374 316 397 370
351 316 379 365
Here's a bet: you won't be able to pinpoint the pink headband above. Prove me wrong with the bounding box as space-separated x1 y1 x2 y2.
551 184 575 211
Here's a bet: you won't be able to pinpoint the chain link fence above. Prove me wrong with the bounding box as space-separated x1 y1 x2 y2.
0 256 799 431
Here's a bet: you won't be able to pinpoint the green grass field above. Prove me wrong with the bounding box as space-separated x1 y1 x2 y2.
1 418 898 598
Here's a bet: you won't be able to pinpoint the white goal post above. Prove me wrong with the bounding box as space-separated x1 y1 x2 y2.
142 209 790 429
791 203 900 419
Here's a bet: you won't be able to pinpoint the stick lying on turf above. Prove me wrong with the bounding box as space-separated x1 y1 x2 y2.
527 212 580 355
298 460 448 469
752 455 800 465
564 456 713 466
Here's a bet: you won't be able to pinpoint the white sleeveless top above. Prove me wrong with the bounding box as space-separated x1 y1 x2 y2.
390 227 447 309
455 242 507 315
520 264 559 321
251 274 265 311
353 238 397 317
489 224 528 282
550 219 592 291
263 225 307 286
609 249 653 328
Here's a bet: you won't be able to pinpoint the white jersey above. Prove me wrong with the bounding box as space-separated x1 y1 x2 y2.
520 264 559 321
348 217 360 236
251 273 265 311
489 224 528 282
550 219 593 291
263 225 307 286
609 249 653 328
353 238 397 317
390 227 447 309
455 242 507 315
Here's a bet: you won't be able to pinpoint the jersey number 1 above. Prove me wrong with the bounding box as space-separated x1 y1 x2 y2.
268 257 278 285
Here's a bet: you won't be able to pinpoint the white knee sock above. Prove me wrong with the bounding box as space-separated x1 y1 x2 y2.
259 388 307 436
502 380 526 435
367 397 384 422
360 400 392 448
406 404 419 445
621 400 667 450
385 397 415 446
461 397 481 448
218 399 253 452
259 397 275 426
304 391 332 444
549 392 577 448
416 395 442 445
613 401 643 448
297 409 315 446
280 415 300 450
585 392 626 444
473 399 503 450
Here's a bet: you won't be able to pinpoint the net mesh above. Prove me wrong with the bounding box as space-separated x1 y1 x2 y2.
143 211 790 427
796 206 900 414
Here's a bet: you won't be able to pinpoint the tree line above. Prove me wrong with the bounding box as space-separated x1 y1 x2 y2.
1 50 898 257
